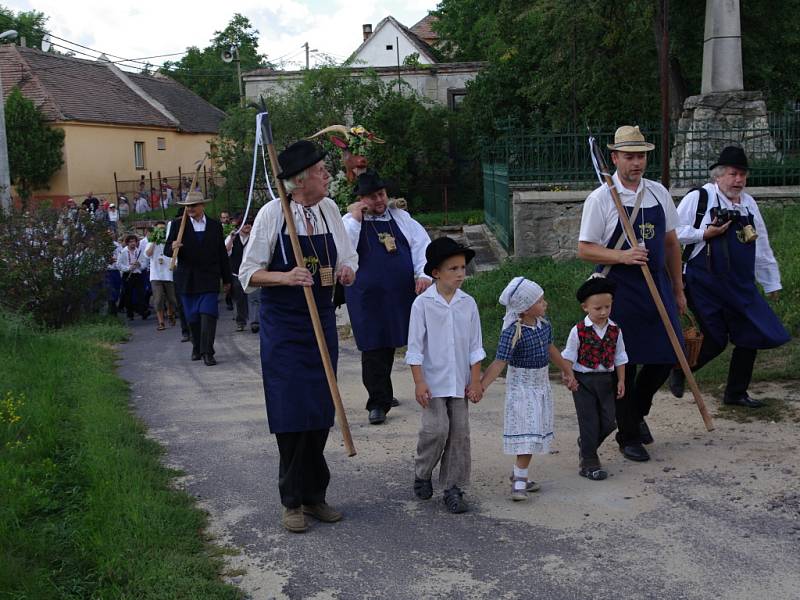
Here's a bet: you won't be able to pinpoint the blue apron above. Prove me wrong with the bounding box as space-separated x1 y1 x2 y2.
345 212 417 351
179 230 220 322
685 210 789 349
259 220 338 433
599 199 683 364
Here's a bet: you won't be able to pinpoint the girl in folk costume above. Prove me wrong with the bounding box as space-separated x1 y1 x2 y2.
481 277 577 502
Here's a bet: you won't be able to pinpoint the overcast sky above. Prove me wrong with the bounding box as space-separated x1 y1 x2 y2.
4 0 436 70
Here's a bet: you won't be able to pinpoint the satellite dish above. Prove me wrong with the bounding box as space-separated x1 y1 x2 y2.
221 45 236 63
41 34 51 52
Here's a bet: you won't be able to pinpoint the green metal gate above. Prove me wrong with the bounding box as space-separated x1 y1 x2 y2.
482 162 512 251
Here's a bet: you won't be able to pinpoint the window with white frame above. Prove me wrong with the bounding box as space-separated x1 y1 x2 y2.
157 137 166 150
134 141 145 169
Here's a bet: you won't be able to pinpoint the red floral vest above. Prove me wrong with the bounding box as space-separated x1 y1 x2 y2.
577 321 619 369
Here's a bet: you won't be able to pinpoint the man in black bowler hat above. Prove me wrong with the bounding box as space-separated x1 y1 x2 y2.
342 169 432 425
238 139 358 533
672 146 790 407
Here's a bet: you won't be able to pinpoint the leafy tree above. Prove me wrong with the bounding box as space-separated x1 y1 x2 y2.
161 13 270 110
0 5 48 50
5 88 64 206
433 0 800 131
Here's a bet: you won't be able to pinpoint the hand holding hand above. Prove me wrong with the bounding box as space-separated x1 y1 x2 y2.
561 371 578 392
415 382 432 408
284 266 313 287
466 381 483 403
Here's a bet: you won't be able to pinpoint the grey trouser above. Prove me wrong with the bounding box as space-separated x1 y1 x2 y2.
572 371 617 468
151 280 177 312
414 396 470 489
232 276 260 326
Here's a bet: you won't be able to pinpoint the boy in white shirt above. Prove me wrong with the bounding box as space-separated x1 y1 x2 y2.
405 237 486 513
562 276 628 481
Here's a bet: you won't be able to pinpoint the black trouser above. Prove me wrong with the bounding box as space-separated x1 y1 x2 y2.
692 335 757 400
120 272 146 318
573 372 617 468
362 348 395 412
275 429 330 508
616 363 672 445
176 298 190 336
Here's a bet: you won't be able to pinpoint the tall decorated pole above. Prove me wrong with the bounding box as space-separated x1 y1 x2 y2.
259 107 356 457
588 135 714 432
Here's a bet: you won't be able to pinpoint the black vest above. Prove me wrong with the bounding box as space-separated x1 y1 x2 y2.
229 234 248 275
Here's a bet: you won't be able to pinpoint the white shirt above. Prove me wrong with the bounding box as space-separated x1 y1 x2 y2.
147 242 173 282
580 172 679 246
190 214 207 232
675 183 782 293
405 285 486 398
135 197 149 214
137 237 150 270
239 197 359 294
342 208 432 280
108 209 119 222
562 316 628 373
117 246 145 274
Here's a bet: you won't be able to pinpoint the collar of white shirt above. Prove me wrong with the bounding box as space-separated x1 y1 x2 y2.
190 214 207 230
422 283 468 306
583 315 618 337
612 171 644 197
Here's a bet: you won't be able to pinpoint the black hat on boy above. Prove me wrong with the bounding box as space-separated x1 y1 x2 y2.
576 276 617 303
277 140 327 180
353 169 388 196
424 236 475 277
709 146 749 172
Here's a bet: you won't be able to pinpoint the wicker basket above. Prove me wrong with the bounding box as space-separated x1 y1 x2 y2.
682 312 704 368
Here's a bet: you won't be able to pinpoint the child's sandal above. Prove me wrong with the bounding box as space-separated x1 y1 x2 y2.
510 476 529 502
509 474 541 492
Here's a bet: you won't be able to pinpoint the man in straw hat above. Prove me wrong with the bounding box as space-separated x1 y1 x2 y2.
164 189 232 366
670 146 789 407
577 125 686 463
342 169 432 425
238 140 358 533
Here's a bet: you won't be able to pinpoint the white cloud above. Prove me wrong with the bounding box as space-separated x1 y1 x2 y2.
5 0 434 70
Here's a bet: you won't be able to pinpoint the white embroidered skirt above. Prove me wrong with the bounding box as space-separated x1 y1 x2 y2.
503 365 554 455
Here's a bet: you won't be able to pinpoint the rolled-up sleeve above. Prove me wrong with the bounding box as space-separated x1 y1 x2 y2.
615 329 629 366
322 199 358 278
468 300 486 365
239 202 279 294
751 201 782 293
405 298 425 365
561 326 579 363
341 213 362 250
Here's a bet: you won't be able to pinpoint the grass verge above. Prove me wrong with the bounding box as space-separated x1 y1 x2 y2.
0 312 241 599
413 209 484 227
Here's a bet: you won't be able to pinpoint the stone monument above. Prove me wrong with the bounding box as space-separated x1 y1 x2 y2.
671 0 778 186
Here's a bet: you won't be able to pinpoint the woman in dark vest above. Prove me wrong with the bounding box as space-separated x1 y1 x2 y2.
238 140 359 533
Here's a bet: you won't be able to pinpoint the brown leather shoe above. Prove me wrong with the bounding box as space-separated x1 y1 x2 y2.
302 503 342 523
282 507 308 533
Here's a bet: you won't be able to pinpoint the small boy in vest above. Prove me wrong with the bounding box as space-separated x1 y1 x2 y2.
561 276 628 480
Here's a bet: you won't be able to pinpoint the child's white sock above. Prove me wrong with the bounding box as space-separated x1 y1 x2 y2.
513 466 528 490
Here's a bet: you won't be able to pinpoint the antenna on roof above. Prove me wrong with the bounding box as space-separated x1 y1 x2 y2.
41 34 51 52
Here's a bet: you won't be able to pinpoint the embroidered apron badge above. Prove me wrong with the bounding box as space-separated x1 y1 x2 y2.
639 222 655 240
304 255 319 275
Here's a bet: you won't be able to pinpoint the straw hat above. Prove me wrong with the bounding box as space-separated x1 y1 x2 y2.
177 190 212 206
607 125 655 152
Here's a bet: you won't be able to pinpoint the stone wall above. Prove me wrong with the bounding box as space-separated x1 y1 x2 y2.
512 185 800 259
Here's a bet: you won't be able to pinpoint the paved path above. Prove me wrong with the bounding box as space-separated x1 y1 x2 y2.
120 310 800 600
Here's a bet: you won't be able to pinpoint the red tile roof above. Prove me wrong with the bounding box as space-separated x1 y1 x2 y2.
0 46 224 133
410 14 439 45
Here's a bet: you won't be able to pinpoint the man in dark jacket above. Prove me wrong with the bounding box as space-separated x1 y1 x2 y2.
164 191 232 366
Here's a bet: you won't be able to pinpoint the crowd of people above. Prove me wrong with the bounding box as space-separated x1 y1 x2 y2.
82 127 790 534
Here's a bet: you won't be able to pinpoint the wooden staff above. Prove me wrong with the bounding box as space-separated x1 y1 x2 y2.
589 138 714 432
169 159 205 271
261 111 356 457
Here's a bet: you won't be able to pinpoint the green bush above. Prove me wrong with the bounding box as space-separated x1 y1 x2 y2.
0 208 114 328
